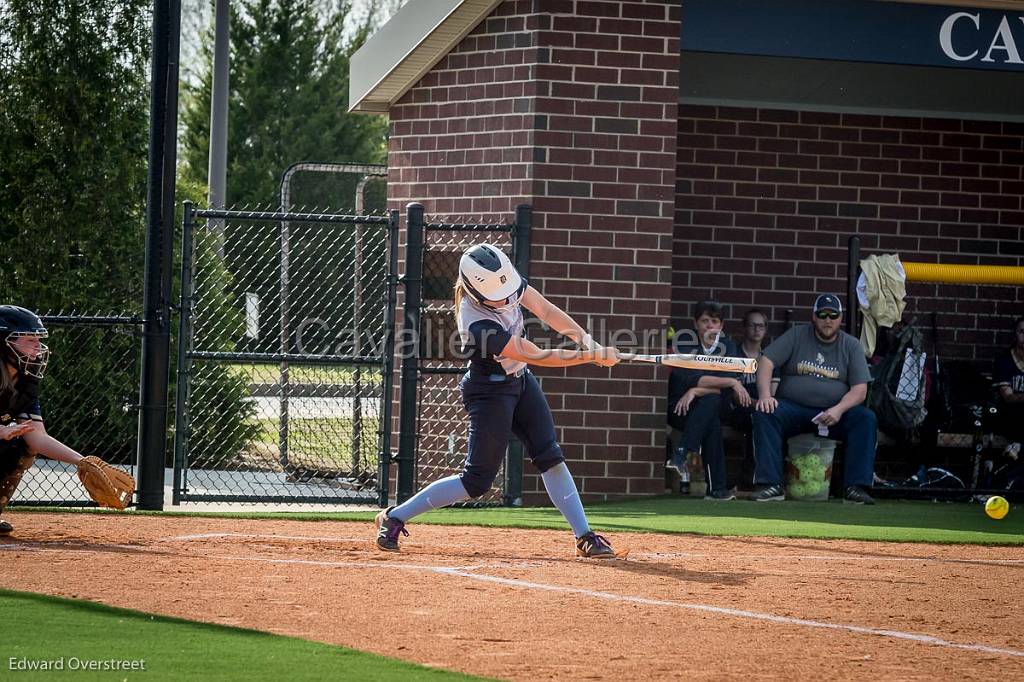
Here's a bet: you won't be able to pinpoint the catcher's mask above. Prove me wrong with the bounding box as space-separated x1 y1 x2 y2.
0 306 50 380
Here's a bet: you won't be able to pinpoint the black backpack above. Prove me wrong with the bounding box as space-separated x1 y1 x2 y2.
871 322 927 440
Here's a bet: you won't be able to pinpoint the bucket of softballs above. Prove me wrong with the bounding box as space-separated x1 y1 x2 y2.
785 434 835 501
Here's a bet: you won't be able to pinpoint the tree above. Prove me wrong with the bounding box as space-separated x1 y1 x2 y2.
177 1 394 472
0 1 150 464
0 0 150 313
180 0 388 206
180 0 391 356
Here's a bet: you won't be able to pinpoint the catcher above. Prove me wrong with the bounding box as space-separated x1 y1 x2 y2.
0 305 135 534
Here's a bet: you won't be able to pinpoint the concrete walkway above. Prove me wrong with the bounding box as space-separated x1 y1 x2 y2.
13 458 380 513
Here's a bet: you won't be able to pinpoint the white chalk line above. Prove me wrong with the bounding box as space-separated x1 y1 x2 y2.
165 532 368 543
165 534 1024 568
6 540 1024 660
201 551 1024 660
0 542 538 571
209 553 547 572
211 554 493 572
0 541 140 551
431 568 1024 660
635 551 1024 566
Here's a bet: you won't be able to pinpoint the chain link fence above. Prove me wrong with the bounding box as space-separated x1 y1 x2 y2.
395 204 532 507
11 195 531 509
14 315 141 506
174 202 397 504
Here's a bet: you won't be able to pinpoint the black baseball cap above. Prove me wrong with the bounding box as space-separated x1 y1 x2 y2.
813 294 843 314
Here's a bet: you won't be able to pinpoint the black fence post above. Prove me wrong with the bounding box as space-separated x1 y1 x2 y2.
846 235 861 337
503 204 532 506
172 201 195 505
137 0 182 510
378 209 401 507
396 203 425 504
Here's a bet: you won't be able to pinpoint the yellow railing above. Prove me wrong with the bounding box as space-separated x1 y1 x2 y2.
902 262 1024 286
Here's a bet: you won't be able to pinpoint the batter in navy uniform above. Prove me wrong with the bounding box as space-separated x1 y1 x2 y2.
375 244 622 558
0 306 101 533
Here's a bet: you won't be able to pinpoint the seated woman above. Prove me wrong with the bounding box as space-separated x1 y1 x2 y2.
993 316 1024 460
726 309 779 489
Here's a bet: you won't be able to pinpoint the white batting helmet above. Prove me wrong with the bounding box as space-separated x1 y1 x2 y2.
459 244 523 304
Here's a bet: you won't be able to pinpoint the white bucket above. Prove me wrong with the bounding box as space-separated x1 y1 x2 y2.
785 434 835 501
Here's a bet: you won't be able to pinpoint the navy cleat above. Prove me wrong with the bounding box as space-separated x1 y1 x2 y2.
375 507 408 551
575 531 616 559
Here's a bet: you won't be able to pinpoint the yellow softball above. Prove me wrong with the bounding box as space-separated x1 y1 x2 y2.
984 495 1009 520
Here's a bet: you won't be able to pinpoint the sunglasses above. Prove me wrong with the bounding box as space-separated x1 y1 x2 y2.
815 311 841 320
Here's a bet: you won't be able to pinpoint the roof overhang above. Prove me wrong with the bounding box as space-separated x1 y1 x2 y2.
349 0 504 114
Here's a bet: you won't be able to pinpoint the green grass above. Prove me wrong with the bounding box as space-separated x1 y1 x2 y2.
227 363 359 384
227 361 380 469
250 416 379 469
18 496 1024 545
386 496 1024 545
0 589 488 681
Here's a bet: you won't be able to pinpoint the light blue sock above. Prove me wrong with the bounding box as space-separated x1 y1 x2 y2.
389 475 470 522
541 462 590 538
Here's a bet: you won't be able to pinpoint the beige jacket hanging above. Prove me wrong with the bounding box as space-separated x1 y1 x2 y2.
857 254 907 357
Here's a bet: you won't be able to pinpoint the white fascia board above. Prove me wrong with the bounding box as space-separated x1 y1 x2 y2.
349 0 503 113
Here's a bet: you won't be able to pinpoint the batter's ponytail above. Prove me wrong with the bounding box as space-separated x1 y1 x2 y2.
453 278 465 314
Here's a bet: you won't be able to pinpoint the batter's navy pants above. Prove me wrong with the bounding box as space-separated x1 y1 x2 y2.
458 370 564 497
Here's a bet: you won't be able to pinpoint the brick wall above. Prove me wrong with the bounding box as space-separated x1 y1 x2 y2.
673 106 1024 361
388 0 680 504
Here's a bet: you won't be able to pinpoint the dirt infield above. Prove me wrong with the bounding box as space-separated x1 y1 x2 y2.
2 512 1022 680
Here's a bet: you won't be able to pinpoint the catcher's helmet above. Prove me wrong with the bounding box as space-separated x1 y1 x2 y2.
0 305 49 379
459 244 523 305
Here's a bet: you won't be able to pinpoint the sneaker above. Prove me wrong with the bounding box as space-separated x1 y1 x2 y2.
704 489 736 501
751 484 785 502
374 507 408 551
575 531 616 559
0 520 11 535
844 485 875 505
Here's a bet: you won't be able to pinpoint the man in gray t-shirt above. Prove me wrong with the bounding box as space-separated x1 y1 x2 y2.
750 294 878 505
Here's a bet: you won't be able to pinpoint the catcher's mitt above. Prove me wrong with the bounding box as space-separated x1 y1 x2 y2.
76 456 135 510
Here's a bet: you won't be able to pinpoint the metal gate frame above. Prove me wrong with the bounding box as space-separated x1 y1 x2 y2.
395 203 532 506
173 202 398 505
278 163 387 471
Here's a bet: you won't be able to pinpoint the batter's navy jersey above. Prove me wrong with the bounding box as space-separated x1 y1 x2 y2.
458 282 529 376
